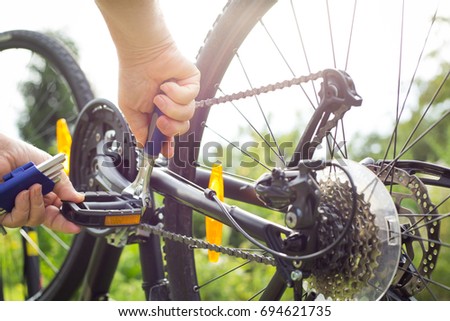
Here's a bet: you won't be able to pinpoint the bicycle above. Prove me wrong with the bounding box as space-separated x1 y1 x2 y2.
1 0 449 301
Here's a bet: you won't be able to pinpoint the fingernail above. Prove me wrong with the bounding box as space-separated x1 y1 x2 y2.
160 83 169 92
154 95 166 108
22 190 30 201
33 185 42 198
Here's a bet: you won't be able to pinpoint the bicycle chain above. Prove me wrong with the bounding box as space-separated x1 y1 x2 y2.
194 69 354 159
194 71 323 108
138 222 276 266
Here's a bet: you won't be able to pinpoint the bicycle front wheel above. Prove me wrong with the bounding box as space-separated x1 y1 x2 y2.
0 30 95 300
164 0 450 300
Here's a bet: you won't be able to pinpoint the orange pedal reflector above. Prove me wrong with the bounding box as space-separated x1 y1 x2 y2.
206 162 224 263
105 214 141 226
56 118 72 175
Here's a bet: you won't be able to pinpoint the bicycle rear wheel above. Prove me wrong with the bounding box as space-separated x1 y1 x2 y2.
164 0 449 300
0 30 95 300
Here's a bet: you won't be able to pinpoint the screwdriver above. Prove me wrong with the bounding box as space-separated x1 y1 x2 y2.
0 153 66 215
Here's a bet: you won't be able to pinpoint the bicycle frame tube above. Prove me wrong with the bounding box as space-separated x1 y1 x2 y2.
152 167 292 242
94 155 292 245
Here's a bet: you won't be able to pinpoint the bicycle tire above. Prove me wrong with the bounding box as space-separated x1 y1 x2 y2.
164 0 449 300
165 0 277 300
0 29 96 300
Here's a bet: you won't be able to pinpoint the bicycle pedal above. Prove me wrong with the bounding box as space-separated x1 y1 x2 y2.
62 191 142 227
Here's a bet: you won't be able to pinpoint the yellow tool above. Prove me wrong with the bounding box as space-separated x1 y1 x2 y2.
56 118 72 175
206 162 224 263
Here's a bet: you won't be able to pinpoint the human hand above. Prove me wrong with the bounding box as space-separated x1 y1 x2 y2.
118 41 200 158
0 134 83 233
96 0 201 158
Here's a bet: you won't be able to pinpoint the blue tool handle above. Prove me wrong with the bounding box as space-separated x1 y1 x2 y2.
0 162 55 213
144 107 166 158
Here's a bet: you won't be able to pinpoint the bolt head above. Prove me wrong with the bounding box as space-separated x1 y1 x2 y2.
291 270 303 281
286 211 298 229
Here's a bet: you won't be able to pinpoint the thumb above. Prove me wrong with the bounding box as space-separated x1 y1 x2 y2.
52 172 84 203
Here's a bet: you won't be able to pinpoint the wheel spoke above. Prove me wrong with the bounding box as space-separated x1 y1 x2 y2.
326 0 337 68
41 226 70 251
202 122 271 171
235 51 286 167
289 0 319 107
397 266 450 292
258 18 317 112
381 3 440 165
248 286 267 301
344 0 358 71
401 250 438 300
402 194 450 235
401 233 450 248
194 259 252 292
394 0 406 161
216 87 286 165
399 69 450 156
19 229 58 273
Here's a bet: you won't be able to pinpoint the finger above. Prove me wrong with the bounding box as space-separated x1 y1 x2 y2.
160 79 200 105
2 190 31 228
52 172 84 203
120 107 151 146
156 116 190 138
44 192 60 207
43 205 81 234
161 138 175 159
27 184 46 226
154 94 195 122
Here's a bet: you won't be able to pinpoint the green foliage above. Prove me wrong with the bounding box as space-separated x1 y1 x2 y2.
110 244 146 301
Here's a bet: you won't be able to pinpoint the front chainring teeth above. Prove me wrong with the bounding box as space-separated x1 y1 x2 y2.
71 99 137 192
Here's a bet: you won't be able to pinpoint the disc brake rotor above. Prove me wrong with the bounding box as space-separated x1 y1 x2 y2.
307 160 401 300
368 164 439 297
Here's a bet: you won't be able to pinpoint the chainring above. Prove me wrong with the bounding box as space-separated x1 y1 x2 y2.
70 98 137 192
